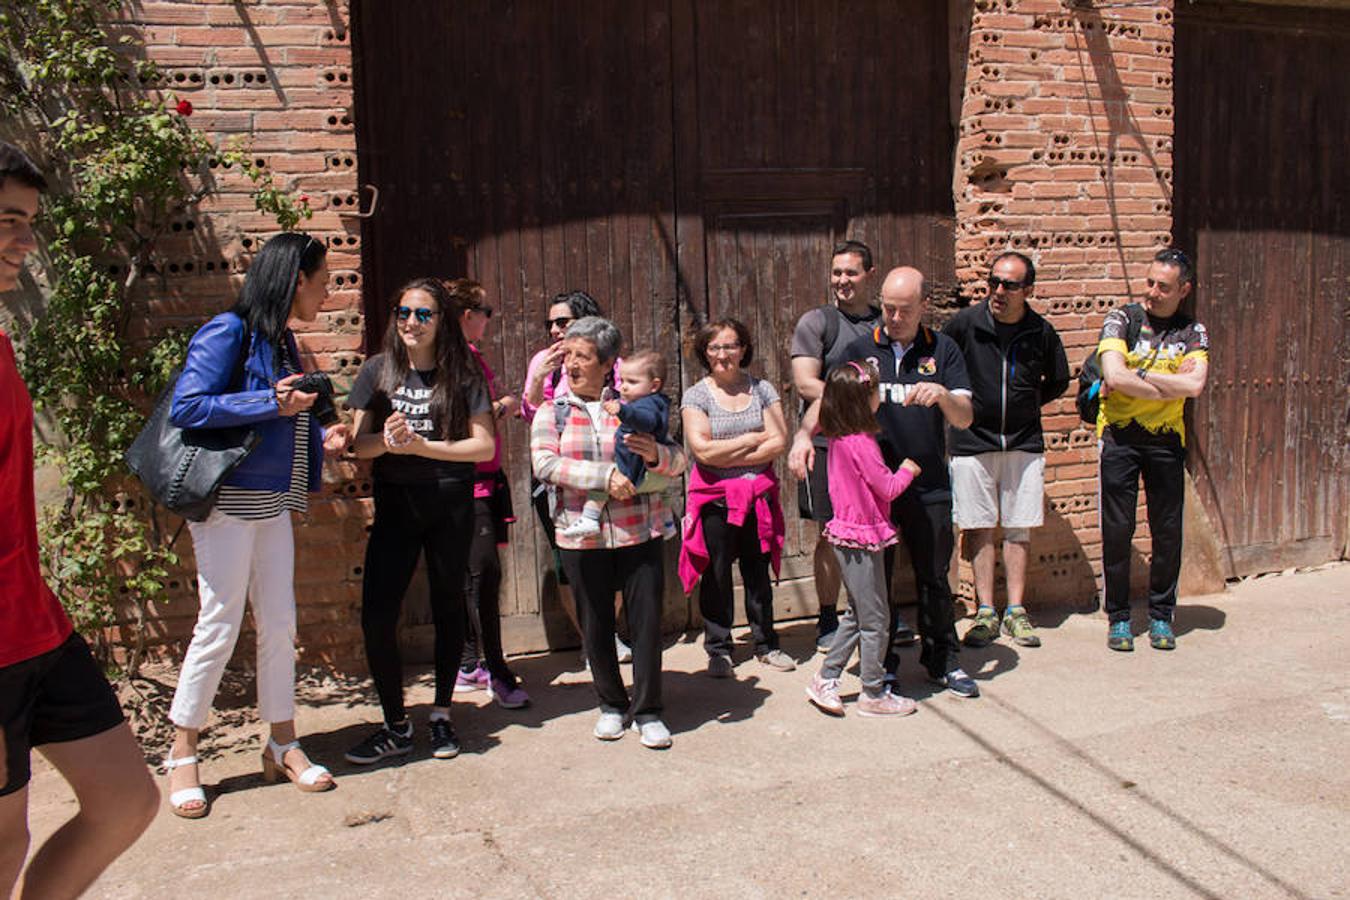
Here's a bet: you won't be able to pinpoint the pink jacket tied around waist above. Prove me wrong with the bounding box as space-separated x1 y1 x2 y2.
678 464 785 594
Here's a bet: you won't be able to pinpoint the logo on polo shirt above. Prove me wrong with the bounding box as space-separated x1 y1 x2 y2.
918 357 937 376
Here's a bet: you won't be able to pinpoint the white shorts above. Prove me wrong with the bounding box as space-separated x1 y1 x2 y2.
951 451 1045 539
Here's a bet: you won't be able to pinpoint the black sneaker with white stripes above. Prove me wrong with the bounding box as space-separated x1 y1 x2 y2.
344 722 414 764
428 718 460 759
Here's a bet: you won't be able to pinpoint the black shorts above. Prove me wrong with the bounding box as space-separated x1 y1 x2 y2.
796 441 833 522
1 632 125 796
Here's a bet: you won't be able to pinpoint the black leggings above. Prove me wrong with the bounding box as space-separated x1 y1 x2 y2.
361 478 472 724
460 498 515 683
698 504 777 657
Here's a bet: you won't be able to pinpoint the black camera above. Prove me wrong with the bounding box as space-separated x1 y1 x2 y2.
288 372 338 425
290 371 333 398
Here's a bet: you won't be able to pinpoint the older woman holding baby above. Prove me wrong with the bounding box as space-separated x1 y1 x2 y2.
677 318 791 679
529 317 686 749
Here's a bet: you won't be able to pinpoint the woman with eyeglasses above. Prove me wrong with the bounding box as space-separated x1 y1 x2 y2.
443 279 529 708
677 318 792 679
519 290 632 664
165 232 349 818
343 279 495 765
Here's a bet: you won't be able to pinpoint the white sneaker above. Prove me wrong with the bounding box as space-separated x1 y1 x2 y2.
631 715 672 749
615 635 633 664
560 516 601 539
593 711 625 741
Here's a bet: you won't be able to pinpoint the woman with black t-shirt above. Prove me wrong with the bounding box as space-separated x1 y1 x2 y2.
343 278 494 764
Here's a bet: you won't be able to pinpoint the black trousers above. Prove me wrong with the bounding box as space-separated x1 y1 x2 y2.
698 504 777 657
460 498 514 683
883 494 960 678
1099 439 1186 624
560 539 664 718
361 479 472 724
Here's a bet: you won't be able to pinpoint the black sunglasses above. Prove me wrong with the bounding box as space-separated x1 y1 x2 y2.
546 316 574 329
987 275 1028 292
396 306 438 324
1155 248 1192 268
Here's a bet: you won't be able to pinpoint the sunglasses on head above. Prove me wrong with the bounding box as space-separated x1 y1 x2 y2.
396 306 438 324
987 275 1028 292
546 316 574 329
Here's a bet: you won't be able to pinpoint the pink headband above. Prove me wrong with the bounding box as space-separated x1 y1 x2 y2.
848 361 871 384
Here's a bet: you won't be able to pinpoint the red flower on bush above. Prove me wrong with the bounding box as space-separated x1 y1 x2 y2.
175 99 193 116
299 195 310 204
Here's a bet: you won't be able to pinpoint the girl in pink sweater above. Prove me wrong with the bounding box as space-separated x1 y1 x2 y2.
805 361 921 718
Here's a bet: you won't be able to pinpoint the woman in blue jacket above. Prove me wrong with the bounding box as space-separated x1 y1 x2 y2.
162 232 348 818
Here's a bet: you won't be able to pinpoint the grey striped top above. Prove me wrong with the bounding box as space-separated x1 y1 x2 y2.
680 375 780 479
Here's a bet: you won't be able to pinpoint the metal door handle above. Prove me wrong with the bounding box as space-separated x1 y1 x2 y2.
338 184 379 219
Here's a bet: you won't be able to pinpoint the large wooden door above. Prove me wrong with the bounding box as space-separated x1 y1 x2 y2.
1174 3 1350 576
672 0 956 607
351 1 955 649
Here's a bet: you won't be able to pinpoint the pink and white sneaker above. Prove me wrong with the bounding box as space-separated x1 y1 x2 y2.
454 665 489 693
856 688 917 718
805 673 845 717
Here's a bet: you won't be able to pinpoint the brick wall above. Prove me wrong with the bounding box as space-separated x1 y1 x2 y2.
110 1 370 672
108 0 1180 671
951 0 1177 610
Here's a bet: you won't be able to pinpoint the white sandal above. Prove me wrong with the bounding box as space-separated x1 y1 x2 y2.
261 738 335 792
164 752 208 819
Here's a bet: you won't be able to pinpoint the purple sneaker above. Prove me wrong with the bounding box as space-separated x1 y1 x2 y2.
489 676 530 709
454 665 488 693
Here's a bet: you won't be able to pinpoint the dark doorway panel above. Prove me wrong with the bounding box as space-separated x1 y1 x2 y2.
351 0 956 643
1174 3 1350 575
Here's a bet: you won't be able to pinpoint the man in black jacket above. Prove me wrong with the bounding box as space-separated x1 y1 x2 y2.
943 251 1070 649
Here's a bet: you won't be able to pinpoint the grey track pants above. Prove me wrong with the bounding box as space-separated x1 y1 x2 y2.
820 545 889 697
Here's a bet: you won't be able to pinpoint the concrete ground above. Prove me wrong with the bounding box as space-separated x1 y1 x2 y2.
25 563 1350 899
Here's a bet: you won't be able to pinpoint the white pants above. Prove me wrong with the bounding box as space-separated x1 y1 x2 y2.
169 510 297 730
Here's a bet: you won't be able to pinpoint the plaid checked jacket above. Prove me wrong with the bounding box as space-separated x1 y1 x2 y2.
530 391 686 551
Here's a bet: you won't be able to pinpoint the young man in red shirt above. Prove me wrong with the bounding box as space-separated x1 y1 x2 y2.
0 141 157 898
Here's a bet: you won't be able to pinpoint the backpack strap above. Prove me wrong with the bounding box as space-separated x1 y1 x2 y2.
820 304 842 363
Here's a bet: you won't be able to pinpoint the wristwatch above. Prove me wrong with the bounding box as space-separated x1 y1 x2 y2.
1136 368 1148 381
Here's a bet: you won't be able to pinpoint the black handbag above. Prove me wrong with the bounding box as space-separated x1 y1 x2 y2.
125 331 260 522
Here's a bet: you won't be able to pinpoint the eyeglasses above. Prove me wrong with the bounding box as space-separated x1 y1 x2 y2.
987 276 1028 292
546 316 574 330
396 306 439 324
707 342 742 355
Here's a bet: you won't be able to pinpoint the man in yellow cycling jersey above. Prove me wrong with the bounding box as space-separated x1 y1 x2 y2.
1095 248 1210 652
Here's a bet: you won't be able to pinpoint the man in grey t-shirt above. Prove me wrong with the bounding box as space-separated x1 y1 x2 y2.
789 239 881 651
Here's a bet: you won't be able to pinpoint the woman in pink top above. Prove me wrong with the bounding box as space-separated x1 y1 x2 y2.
446 280 528 709
804 361 921 718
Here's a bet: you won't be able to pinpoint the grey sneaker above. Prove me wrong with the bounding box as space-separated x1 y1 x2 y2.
707 653 734 678
631 715 672 749
593 710 625 741
756 649 796 672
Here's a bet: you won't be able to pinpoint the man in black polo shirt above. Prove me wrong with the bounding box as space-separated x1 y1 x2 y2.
790 267 978 698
